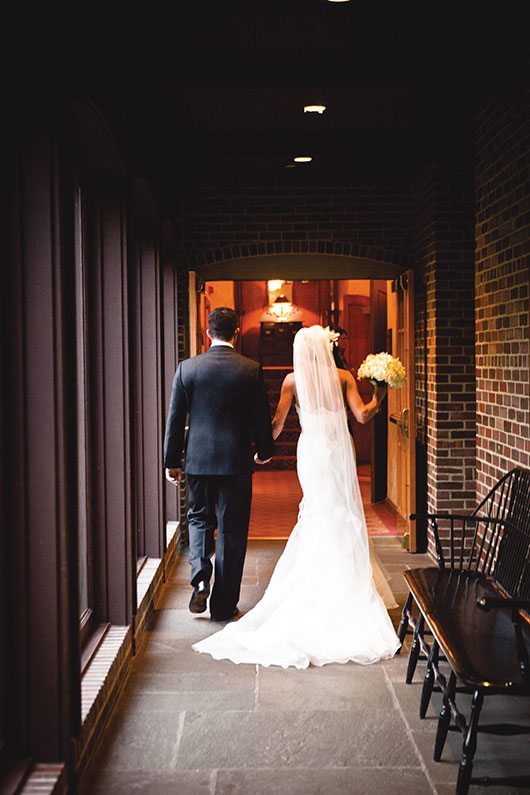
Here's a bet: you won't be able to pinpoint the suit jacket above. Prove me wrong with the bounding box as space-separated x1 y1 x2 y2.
163 346 275 475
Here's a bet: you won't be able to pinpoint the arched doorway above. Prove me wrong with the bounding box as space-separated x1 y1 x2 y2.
186 250 417 551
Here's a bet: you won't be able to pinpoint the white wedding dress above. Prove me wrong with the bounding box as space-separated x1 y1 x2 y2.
193 326 401 669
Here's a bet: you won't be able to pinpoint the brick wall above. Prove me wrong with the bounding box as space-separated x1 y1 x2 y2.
179 181 413 258
413 166 436 458
475 73 530 500
435 166 476 516
413 165 437 541
413 163 476 553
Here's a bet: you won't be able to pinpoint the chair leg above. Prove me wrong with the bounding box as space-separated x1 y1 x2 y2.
420 641 439 719
396 591 413 654
406 614 424 684
434 670 456 761
456 689 484 795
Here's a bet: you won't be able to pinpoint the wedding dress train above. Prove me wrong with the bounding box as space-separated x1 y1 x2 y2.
193 326 401 669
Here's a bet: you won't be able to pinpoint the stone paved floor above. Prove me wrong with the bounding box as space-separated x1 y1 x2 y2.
82 539 530 794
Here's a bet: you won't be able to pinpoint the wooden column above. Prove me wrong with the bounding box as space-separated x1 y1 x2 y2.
6 118 80 762
161 232 180 526
84 177 136 625
131 222 166 560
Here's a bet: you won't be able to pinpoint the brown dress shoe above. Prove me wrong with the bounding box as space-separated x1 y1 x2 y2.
189 581 210 613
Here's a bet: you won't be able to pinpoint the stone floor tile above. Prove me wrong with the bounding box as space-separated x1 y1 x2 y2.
133 637 246 673
149 609 226 639
125 686 255 712
387 680 440 732
156 585 195 610
82 769 213 794
238 585 268 611
215 766 432 795
176 709 419 770
88 709 185 773
382 654 427 683
128 662 255 691
258 664 394 711
410 730 459 786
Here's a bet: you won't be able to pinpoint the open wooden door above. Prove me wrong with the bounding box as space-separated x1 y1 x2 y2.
387 270 416 551
370 280 388 503
343 294 372 465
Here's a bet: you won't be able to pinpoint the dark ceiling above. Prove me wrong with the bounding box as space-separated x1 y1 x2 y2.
10 2 528 196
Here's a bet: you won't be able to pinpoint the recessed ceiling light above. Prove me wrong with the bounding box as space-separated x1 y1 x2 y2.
294 156 312 163
304 104 326 114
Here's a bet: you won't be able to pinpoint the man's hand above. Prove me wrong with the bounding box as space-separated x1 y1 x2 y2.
165 467 183 486
254 452 272 466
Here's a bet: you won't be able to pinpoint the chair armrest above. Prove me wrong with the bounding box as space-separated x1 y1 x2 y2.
476 597 530 612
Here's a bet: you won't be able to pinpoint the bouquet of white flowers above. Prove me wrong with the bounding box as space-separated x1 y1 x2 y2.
357 352 406 388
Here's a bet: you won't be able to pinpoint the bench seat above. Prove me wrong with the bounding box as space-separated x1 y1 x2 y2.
404 567 530 691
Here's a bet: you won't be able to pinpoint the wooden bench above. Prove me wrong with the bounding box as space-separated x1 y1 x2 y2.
397 468 530 793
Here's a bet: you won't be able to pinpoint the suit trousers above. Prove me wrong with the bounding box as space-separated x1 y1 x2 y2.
187 473 252 618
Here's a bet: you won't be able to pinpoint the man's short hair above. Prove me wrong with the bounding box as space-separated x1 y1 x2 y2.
208 307 239 341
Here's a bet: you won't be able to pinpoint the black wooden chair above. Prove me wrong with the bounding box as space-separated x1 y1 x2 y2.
397 468 530 679
397 467 530 793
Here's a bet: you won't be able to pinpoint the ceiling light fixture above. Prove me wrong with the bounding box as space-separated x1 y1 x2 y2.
304 104 326 114
293 156 312 163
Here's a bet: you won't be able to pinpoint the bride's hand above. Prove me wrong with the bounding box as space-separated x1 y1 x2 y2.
374 382 387 401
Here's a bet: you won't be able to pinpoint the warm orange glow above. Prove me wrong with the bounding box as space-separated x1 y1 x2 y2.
268 294 296 320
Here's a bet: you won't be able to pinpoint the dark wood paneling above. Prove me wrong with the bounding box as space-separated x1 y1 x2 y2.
7 126 80 762
133 233 165 559
162 248 180 525
85 180 135 625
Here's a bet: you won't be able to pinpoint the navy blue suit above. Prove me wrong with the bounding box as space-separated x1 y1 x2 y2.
163 345 275 617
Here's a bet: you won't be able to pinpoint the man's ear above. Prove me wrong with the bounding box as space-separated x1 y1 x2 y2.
206 328 212 341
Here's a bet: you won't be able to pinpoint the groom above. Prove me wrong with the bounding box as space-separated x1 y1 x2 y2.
163 307 275 622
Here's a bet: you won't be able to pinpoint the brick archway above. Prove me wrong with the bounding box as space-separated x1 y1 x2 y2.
186 241 413 281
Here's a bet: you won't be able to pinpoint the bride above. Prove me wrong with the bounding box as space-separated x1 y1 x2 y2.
192 325 401 668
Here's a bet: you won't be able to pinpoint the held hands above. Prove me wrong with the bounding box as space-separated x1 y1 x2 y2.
165 467 182 486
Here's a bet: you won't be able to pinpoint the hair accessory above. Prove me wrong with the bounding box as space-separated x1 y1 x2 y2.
323 326 341 347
